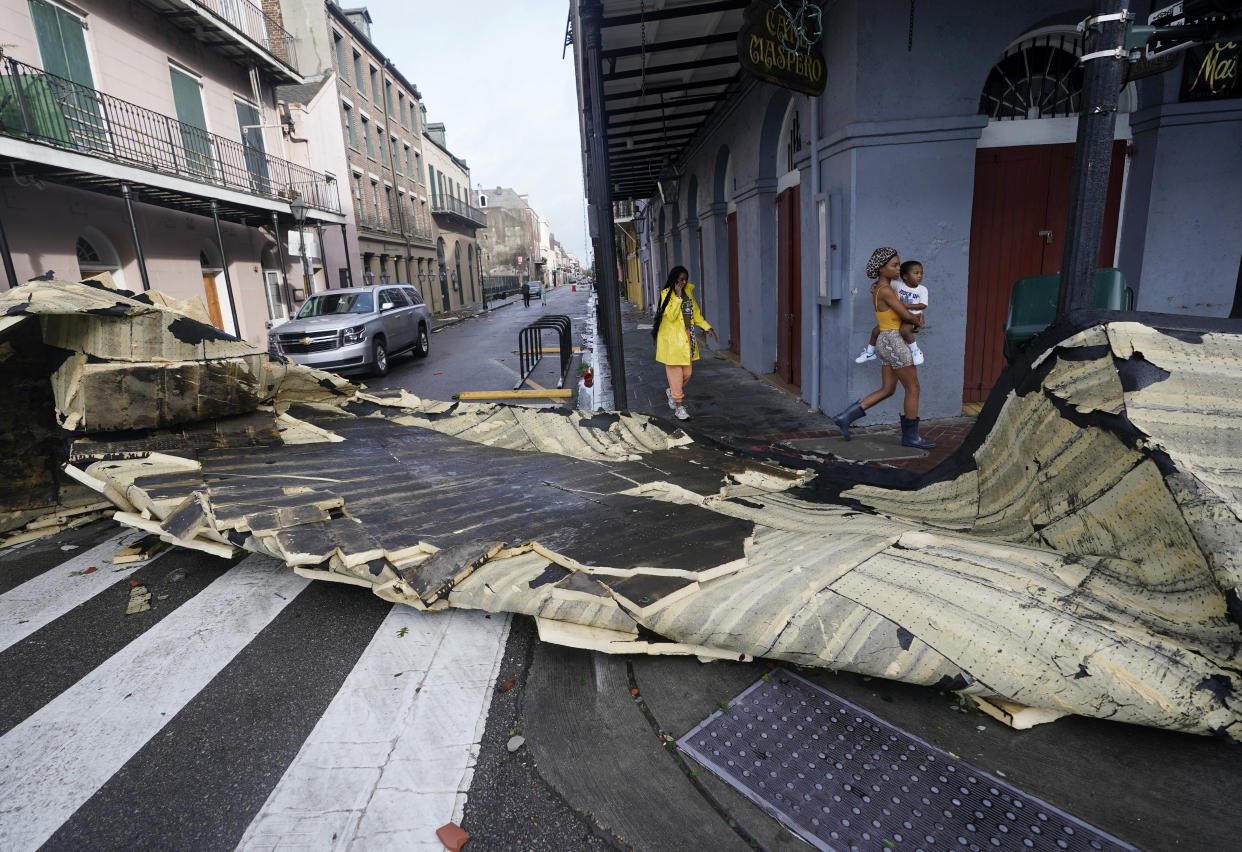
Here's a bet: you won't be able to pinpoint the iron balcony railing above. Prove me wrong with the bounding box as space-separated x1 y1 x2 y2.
0 54 340 213
188 0 298 69
430 195 487 228
355 207 431 241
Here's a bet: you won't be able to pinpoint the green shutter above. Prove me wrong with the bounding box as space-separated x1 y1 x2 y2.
170 67 214 179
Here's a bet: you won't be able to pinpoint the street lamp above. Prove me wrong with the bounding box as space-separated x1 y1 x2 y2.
290 198 311 299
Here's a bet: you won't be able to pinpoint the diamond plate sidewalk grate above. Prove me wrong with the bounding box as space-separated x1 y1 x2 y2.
678 670 1136 851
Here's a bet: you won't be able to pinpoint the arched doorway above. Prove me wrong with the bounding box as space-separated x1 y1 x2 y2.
454 242 464 302
75 227 127 291
773 97 802 388
963 27 1133 403
715 146 740 356
436 238 449 310
198 247 236 334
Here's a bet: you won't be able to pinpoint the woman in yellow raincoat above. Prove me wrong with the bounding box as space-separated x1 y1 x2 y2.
653 265 716 420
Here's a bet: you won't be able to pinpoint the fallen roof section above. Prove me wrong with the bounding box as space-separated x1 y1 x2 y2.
1 279 1239 739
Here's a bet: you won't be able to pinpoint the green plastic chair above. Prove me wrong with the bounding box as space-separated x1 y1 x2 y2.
1003 268 1131 359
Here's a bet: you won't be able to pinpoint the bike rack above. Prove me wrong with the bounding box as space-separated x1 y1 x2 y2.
516 315 573 390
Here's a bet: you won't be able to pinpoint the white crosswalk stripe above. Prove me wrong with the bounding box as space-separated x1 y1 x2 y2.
0 554 310 850
0 531 513 852
236 605 510 852
0 529 142 653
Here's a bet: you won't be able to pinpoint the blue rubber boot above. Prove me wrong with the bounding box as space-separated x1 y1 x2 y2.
900 416 935 449
832 401 866 441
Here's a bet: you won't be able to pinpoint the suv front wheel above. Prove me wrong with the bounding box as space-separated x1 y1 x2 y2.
414 324 430 358
371 336 389 376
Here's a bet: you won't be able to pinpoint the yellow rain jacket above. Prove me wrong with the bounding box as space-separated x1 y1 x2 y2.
654 283 712 365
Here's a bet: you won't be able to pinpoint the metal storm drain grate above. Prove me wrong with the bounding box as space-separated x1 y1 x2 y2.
677 670 1136 851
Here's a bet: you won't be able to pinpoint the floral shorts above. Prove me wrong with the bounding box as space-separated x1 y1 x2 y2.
875 329 913 369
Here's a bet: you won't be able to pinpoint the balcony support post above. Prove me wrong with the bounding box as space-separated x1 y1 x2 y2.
271 211 295 312
0 206 18 289
211 200 241 337
121 182 152 292
339 223 355 287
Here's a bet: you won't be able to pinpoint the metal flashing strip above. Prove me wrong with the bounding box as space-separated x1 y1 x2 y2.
678 670 1137 852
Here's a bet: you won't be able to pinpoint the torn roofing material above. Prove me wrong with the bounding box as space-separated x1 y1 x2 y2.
2 279 1240 739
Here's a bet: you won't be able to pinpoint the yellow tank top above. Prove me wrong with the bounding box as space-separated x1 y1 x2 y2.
874 288 901 331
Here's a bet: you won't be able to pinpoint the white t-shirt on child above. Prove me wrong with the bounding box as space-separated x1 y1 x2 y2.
896 283 928 315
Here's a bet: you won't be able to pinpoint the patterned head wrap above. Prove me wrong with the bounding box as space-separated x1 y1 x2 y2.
865 247 898 280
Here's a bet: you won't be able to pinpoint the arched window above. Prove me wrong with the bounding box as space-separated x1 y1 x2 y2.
76 228 126 290
979 31 1084 120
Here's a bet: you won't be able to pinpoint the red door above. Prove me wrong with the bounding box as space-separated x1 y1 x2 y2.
963 142 1126 403
727 212 740 355
697 226 705 313
775 186 802 388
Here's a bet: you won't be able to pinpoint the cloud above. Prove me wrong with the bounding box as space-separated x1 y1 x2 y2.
359 0 589 262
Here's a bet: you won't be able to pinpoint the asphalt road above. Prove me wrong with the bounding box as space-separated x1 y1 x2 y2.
366 283 593 402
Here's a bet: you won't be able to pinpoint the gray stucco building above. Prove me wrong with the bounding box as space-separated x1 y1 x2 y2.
573 0 1241 419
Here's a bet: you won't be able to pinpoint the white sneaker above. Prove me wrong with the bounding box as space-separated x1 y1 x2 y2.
909 343 925 366
665 388 677 410
674 405 689 421
854 346 876 364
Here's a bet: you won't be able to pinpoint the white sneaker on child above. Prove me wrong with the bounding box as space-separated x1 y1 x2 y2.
909 343 925 366
854 346 876 364
674 405 690 421
665 388 677 410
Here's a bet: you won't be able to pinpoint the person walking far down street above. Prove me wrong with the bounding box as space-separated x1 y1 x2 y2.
540 281 548 307
854 259 928 365
833 247 935 449
520 281 532 308
653 265 717 421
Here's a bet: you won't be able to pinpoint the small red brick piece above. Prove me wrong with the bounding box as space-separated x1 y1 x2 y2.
497 677 516 693
436 821 469 851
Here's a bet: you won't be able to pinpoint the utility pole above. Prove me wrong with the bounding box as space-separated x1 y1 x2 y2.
1057 0 1130 319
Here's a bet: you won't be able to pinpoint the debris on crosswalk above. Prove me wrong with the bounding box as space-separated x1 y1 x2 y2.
2 278 1241 740
435 821 469 851
126 583 151 615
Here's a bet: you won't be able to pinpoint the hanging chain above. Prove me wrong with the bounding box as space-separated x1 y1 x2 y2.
639 0 647 96
907 0 916 52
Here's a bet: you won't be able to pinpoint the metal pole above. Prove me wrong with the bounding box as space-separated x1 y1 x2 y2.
298 221 311 296
121 182 151 292
210 200 241 337
340 222 355 287
580 0 628 410
272 211 295 312
0 207 18 288
1057 0 1129 319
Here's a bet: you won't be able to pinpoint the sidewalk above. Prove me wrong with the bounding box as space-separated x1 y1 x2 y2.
619 300 975 475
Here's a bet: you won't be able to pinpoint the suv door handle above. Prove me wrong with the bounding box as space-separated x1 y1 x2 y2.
1038 230 1054 245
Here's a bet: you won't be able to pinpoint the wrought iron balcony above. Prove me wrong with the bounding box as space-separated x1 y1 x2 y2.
0 55 340 214
143 0 299 80
430 195 487 229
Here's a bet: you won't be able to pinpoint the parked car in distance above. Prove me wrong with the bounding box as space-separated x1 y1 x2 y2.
526 280 542 296
268 284 432 377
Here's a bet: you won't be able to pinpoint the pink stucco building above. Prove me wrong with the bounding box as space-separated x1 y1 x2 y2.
0 0 346 346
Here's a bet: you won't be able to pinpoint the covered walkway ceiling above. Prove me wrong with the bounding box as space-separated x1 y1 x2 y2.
597 0 748 201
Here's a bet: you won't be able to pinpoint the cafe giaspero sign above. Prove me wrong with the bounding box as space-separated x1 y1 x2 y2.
737 0 826 96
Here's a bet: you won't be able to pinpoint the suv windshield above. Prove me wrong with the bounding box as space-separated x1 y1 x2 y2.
296 292 375 318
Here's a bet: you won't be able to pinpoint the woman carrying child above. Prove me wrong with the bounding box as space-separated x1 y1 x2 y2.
832 247 935 450
853 259 928 365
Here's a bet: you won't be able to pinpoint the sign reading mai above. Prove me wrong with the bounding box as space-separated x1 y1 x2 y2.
737 0 826 96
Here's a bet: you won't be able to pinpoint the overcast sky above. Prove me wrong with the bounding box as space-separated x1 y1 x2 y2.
357 0 588 263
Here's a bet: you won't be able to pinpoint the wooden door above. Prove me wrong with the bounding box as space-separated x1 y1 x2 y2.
775 186 802 388
697 226 705 314
963 142 1126 402
202 273 224 329
727 212 740 355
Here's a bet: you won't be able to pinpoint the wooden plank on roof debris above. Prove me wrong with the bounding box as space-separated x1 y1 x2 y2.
399 541 507 605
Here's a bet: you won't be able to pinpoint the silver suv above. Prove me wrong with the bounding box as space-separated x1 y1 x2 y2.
268 284 432 376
